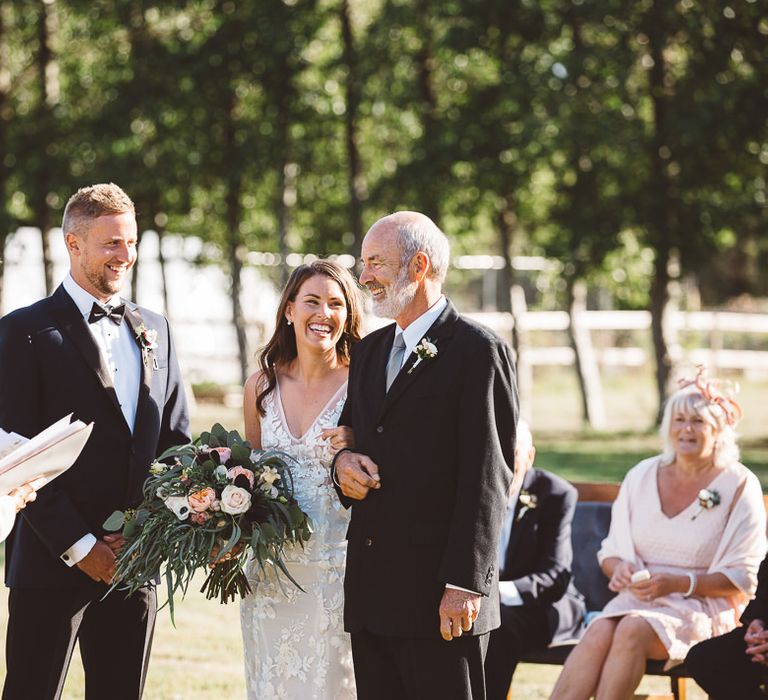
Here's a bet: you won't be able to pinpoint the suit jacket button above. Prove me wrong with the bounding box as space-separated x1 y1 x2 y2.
376 426 383 433
365 538 373 546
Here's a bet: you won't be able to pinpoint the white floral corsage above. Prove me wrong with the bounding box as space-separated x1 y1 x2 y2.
516 489 538 521
407 337 438 374
691 488 721 520
135 323 159 369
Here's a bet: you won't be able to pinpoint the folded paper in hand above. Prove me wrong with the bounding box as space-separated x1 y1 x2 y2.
0 414 93 494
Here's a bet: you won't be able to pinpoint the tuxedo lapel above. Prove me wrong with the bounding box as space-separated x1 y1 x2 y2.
51 286 125 423
122 304 154 436
504 469 537 570
378 301 459 419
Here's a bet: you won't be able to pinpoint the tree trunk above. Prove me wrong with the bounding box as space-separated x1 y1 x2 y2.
495 198 515 315
650 249 673 424
156 224 170 318
566 277 606 429
130 228 143 302
35 0 57 295
224 89 249 386
0 2 10 312
646 0 674 423
414 3 440 224
340 0 364 256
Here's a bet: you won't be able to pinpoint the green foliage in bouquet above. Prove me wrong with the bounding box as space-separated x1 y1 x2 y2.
104 424 312 620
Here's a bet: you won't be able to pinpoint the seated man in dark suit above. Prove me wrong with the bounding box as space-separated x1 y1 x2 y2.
484 420 586 700
686 551 768 699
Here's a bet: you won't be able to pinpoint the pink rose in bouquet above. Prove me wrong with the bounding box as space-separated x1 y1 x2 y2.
227 466 255 488
208 447 232 463
188 487 216 512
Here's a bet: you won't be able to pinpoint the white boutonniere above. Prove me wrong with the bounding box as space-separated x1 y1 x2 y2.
135 323 159 369
407 337 438 374
516 489 538 521
691 488 721 520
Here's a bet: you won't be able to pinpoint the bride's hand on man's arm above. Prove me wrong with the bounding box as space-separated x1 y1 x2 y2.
322 426 355 454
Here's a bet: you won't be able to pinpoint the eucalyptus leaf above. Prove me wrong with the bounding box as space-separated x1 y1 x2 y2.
102 510 125 531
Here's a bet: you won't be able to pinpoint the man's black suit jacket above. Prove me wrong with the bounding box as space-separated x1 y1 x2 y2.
499 468 585 643
0 284 190 588
338 300 518 638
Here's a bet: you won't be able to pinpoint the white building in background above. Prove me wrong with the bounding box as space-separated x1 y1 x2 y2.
2 227 279 386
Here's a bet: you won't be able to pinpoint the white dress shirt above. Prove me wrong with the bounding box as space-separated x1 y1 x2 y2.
390 296 448 372
498 485 524 606
60 274 142 566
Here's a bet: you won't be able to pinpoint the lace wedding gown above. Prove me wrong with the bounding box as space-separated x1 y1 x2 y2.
240 381 356 699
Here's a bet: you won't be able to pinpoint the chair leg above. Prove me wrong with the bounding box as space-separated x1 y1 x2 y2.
672 676 686 700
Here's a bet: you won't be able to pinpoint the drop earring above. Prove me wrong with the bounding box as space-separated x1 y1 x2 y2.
287 319 293 326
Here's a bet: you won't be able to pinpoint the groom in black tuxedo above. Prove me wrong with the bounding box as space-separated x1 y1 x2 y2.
0 183 190 700
334 211 518 699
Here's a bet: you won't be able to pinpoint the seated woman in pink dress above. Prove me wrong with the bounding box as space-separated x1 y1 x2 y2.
551 367 767 700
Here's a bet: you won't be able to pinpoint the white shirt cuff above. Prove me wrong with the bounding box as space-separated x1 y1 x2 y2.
445 583 480 595
499 580 523 606
61 533 97 567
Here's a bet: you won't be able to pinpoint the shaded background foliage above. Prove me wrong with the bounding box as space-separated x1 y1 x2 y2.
0 0 766 410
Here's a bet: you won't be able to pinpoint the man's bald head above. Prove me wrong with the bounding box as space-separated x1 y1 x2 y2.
367 211 450 283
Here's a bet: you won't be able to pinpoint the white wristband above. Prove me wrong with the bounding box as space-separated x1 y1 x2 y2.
683 572 697 598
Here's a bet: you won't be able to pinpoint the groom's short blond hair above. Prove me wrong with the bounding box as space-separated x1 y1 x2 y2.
62 183 135 238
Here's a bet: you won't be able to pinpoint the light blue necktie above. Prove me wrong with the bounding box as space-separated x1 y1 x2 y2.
385 334 406 391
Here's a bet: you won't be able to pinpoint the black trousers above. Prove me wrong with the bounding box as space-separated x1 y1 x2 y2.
484 606 551 700
3 584 156 700
686 626 768 700
351 629 489 700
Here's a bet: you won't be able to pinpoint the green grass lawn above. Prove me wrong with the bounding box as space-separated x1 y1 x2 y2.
4 367 766 699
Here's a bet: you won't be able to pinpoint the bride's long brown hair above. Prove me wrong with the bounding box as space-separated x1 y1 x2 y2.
254 260 363 416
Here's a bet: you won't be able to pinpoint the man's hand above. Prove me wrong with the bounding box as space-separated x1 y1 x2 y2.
335 450 381 500
439 588 481 641
76 541 116 584
102 533 126 555
321 426 355 454
745 619 768 666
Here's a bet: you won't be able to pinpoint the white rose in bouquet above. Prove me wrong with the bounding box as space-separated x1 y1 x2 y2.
220 485 252 515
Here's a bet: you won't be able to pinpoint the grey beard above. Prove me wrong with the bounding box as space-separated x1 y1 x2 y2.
371 272 417 319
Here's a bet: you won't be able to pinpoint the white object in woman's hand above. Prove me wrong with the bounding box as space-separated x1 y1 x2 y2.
630 569 651 583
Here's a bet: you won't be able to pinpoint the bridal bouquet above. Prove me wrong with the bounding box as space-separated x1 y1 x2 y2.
104 424 312 615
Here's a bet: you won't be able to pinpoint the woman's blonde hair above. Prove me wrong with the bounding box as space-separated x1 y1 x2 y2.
659 385 740 468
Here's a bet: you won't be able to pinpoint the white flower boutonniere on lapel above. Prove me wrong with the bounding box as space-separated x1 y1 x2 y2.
135 323 159 370
407 337 438 375
691 488 721 520
516 489 538 521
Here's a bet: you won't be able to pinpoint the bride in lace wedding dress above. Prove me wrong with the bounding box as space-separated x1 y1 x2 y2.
240 261 363 700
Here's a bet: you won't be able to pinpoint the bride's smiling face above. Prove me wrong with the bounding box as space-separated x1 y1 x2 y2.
285 274 348 354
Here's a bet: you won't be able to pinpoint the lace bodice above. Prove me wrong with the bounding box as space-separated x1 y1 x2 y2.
258 380 350 562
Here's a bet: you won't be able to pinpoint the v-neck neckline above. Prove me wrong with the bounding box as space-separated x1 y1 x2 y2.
274 378 347 442
654 458 725 520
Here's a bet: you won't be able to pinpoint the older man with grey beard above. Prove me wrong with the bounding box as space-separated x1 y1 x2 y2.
332 211 519 700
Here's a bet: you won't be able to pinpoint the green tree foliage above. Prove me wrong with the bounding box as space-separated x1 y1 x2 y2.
0 0 765 415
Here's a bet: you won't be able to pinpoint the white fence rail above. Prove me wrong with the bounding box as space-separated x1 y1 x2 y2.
467 308 768 428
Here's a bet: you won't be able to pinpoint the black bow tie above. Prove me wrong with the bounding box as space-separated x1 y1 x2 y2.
88 302 126 325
